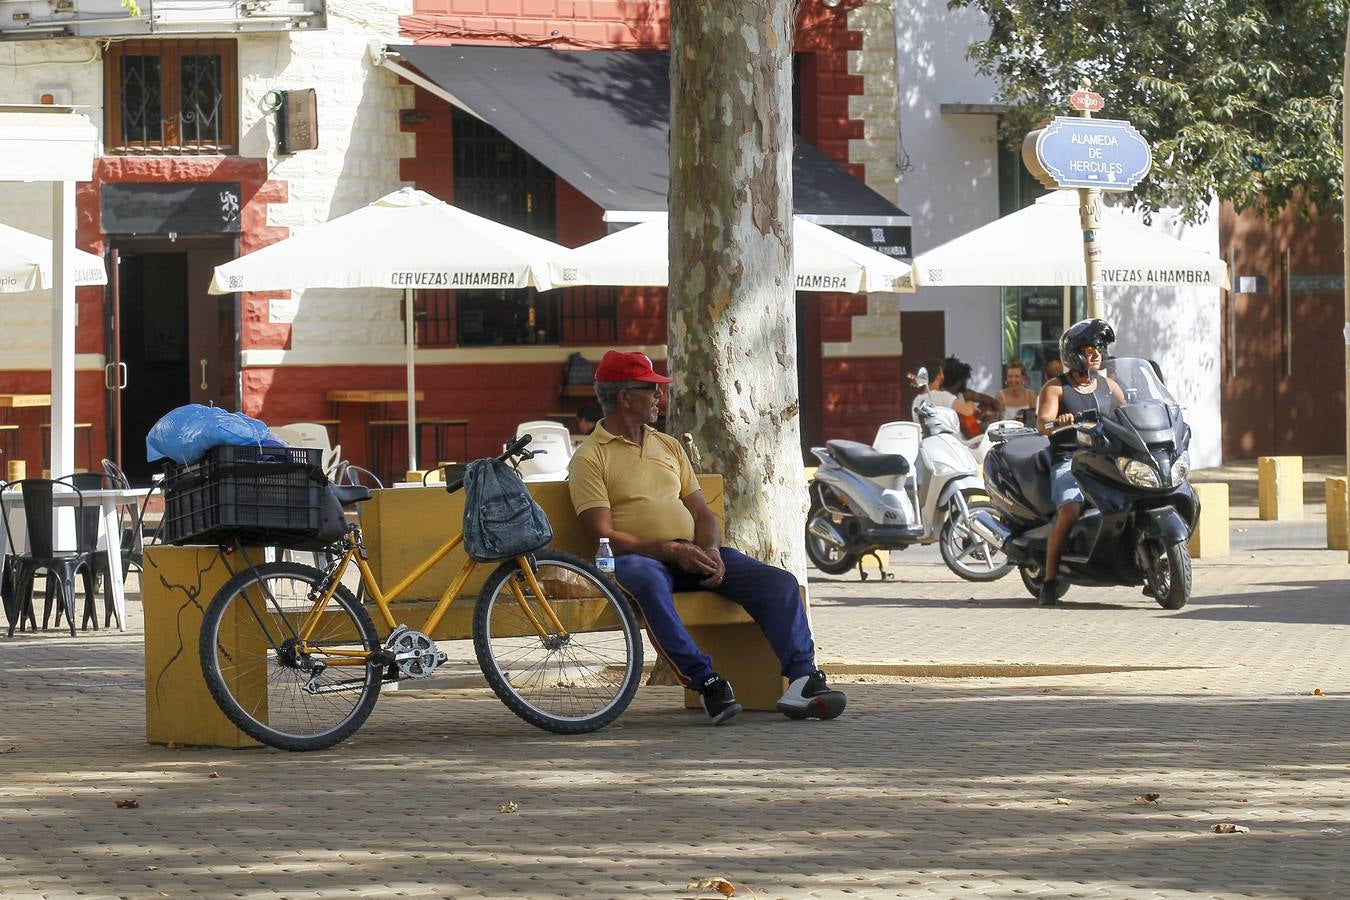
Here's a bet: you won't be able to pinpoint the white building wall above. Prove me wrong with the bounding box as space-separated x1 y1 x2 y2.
894 0 1002 388
897 0 1223 466
0 41 102 369
0 0 414 372
239 0 414 359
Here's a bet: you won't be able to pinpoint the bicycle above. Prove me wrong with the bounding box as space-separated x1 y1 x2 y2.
197 435 644 752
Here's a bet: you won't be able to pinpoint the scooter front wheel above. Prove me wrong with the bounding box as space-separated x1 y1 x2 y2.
939 498 1013 582
1146 539 1191 610
805 495 859 575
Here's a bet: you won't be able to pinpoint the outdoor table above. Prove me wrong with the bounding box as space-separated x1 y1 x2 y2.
326 389 425 480
0 394 52 474
0 485 150 632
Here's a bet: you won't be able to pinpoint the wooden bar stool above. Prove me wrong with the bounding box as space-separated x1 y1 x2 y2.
40 422 94 472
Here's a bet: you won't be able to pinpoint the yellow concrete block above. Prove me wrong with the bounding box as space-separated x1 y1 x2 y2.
1188 482 1230 558
1257 456 1304 521
1327 477 1349 551
143 545 267 748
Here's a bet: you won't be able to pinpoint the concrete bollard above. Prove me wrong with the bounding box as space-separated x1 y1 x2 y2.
1327 477 1349 551
1257 456 1304 521
1188 482 1230 558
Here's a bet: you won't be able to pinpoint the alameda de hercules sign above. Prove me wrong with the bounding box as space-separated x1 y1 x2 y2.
1022 117 1152 192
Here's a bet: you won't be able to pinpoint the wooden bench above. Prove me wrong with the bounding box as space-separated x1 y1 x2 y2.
142 474 790 748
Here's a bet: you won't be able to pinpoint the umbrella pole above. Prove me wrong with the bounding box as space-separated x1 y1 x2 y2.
405 288 417 477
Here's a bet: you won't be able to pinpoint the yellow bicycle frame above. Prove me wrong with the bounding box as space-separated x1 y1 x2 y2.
286 528 570 666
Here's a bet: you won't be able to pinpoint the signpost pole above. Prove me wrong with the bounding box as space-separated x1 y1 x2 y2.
1076 92 1105 319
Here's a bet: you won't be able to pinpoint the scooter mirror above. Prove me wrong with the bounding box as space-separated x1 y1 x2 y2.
914 366 929 388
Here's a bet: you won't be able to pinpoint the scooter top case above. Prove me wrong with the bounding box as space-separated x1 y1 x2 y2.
983 433 1056 524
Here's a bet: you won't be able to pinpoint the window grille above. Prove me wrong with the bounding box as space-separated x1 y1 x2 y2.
105 39 238 154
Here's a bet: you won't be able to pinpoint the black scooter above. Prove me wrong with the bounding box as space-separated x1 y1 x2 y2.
965 358 1199 609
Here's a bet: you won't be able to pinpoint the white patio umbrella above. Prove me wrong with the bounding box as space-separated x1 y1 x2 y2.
547 214 912 293
209 187 564 474
904 190 1230 290
0 222 107 293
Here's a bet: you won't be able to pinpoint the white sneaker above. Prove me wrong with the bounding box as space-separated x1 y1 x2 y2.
776 670 847 720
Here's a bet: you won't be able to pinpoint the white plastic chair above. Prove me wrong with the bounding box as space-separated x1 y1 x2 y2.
872 421 921 469
272 422 339 473
514 421 573 483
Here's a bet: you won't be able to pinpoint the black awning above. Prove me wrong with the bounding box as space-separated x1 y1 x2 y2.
389 45 910 237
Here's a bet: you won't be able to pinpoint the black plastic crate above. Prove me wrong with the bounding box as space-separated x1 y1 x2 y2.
162 444 325 547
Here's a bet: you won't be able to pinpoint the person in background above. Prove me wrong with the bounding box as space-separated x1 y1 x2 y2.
908 356 979 423
995 360 1037 425
568 350 847 725
940 356 995 438
575 402 603 437
1042 358 1066 386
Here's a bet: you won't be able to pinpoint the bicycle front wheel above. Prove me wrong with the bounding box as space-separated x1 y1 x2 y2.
473 551 642 734
200 561 382 752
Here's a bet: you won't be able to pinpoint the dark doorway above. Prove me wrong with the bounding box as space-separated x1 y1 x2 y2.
108 237 239 482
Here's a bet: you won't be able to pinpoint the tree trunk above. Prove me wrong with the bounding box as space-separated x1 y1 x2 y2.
668 0 804 575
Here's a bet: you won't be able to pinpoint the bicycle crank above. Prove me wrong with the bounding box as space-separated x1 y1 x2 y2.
384 625 448 679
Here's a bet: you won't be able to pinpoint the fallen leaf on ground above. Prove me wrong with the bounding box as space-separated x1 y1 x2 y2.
497 800 518 814
206 772 220 779
1212 823 1250 834
1042 688 1055 693
1135 793 1162 805
0 746 17 753
115 799 139 809
146 866 159 871
1320 827 1342 834
687 876 738 897
1054 798 1073 806
1313 688 1324 696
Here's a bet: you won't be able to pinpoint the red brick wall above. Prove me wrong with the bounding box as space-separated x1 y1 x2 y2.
821 356 904 446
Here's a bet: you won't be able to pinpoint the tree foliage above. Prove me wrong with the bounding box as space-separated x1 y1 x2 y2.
952 0 1346 221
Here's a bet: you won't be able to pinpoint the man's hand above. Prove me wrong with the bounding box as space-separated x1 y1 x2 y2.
669 542 718 577
699 547 726 589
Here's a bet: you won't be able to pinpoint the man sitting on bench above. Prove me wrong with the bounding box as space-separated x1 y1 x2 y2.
567 350 847 725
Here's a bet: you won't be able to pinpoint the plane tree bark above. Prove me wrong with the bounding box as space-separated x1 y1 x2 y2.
667 0 805 574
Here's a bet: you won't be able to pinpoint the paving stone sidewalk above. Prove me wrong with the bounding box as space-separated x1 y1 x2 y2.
1 535 1347 899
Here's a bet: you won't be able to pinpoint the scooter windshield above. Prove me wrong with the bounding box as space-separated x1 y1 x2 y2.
1106 358 1179 408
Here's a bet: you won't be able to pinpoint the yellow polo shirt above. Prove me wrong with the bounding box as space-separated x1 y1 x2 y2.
568 422 700 542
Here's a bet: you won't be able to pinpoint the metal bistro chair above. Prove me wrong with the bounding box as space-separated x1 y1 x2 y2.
2 479 96 638
60 472 123 630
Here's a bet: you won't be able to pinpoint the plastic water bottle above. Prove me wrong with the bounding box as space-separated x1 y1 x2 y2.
595 537 615 575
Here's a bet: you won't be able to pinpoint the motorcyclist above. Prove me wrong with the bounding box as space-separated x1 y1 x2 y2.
1034 318 1126 606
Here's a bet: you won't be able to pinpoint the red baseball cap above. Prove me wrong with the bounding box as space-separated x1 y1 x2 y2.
594 350 672 384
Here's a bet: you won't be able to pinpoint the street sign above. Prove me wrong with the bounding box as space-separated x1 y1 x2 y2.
1022 117 1152 191
1069 90 1104 112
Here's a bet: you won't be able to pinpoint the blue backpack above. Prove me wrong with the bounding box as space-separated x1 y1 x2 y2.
461 458 553 562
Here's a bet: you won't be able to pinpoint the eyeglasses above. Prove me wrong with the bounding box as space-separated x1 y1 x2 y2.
1083 342 1107 353
623 384 660 393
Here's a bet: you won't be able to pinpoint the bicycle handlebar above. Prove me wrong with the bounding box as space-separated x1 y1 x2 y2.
500 434 535 461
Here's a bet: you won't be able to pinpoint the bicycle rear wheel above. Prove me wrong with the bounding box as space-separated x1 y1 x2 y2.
473 551 642 734
200 561 382 752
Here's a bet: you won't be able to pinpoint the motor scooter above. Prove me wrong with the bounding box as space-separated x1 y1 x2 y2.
805 399 1012 582
968 358 1199 608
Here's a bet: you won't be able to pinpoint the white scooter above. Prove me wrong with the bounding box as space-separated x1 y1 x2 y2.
805 396 1013 582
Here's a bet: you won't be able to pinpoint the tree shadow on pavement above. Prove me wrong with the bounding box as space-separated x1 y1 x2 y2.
2 645 1347 900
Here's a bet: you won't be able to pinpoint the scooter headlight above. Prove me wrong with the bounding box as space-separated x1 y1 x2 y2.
1171 451 1191 486
1116 458 1161 488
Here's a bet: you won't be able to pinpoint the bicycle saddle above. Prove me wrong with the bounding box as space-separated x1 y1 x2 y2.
330 483 372 506
826 439 909 477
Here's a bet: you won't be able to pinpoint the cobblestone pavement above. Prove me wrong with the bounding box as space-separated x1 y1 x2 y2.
1 530 1347 899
